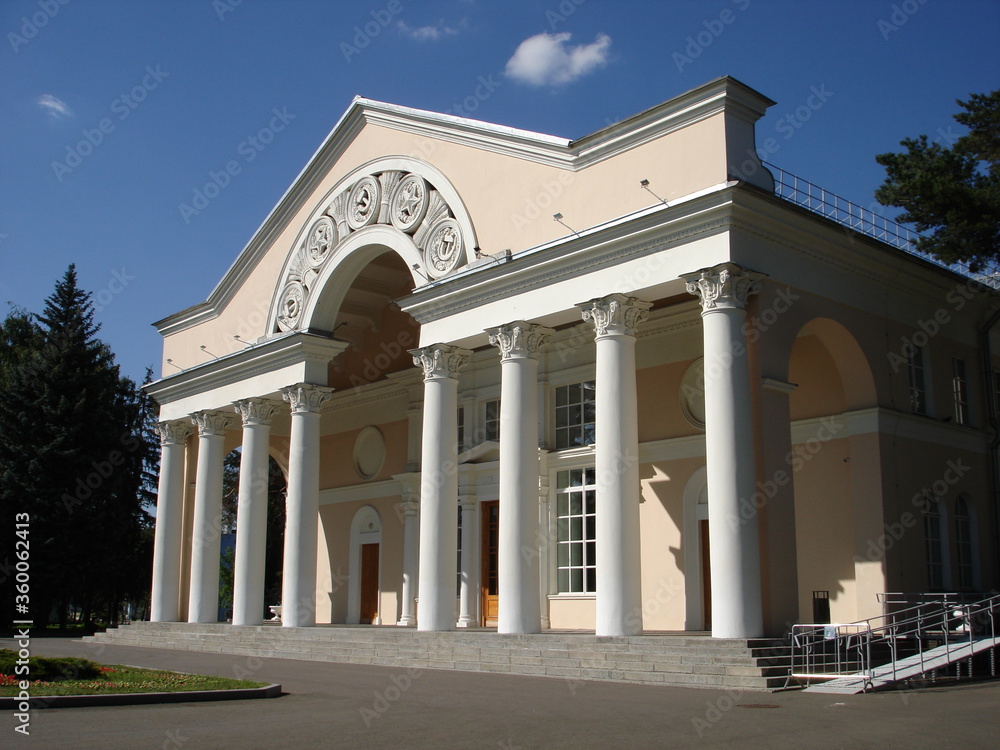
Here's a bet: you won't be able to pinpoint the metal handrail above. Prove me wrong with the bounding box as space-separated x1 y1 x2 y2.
789 592 1000 690
763 162 1000 290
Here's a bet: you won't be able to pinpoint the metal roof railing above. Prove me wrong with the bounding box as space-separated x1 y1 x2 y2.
763 161 1000 290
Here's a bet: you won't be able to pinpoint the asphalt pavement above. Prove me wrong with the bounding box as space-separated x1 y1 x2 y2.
3 637 999 749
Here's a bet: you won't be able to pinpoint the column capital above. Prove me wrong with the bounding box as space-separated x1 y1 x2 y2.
400 498 420 516
683 262 764 312
459 495 478 509
234 398 280 426
189 410 236 437
410 343 472 381
486 321 554 361
578 293 652 338
281 383 333 414
156 420 194 446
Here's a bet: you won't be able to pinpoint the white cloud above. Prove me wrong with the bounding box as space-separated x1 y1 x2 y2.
505 31 611 86
37 94 73 119
398 20 460 41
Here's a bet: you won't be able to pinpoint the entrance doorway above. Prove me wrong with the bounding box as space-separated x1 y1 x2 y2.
700 520 712 631
360 543 379 624
481 501 499 627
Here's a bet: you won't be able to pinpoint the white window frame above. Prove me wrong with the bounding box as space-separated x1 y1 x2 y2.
554 466 597 595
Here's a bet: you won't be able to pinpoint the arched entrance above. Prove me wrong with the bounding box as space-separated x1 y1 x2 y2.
348 505 383 624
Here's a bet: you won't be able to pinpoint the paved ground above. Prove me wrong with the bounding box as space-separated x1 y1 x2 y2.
3 637 999 749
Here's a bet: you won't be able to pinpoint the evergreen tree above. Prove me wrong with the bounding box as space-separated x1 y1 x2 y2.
875 90 1000 271
0 266 155 627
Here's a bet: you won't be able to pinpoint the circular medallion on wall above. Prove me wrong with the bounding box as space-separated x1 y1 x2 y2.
389 174 429 233
424 218 464 278
353 426 386 480
305 217 337 268
346 175 381 231
276 281 305 332
679 357 706 430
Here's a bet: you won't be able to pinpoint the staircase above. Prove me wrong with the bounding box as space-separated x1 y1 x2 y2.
789 593 1000 694
85 623 789 691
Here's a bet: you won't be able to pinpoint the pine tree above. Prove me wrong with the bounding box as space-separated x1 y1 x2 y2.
875 90 1000 271
0 266 155 627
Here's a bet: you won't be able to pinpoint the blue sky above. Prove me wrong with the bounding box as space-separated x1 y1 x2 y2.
2 0 998 383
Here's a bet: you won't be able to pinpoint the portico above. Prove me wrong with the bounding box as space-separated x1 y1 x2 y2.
144 76 996 644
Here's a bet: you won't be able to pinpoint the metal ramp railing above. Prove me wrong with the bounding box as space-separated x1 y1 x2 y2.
787 593 1000 694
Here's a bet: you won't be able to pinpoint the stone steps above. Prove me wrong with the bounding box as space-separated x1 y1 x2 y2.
85 623 789 690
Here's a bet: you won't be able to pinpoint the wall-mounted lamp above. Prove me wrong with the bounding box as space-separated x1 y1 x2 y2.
553 213 579 237
233 335 254 348
199 345 219 360
411 263 430 282
165 358 183 371
640 178 668 205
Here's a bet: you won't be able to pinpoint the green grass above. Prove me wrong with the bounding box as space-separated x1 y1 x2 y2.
0 651 268 696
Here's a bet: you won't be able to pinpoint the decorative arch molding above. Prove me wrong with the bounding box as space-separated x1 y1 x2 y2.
347 504 383 625
791 317 878 411
267 156 479 337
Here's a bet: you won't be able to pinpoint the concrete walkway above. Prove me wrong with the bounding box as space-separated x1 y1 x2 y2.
3 637 999 749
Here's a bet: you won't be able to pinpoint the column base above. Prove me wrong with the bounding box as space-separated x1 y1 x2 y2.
397 616 416 627
456 616 475 628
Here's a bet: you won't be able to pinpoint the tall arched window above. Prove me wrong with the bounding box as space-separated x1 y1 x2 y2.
924 498 946 590
954 496 977 590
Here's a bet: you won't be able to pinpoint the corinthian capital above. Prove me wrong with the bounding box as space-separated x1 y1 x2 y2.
578 293 652 338
234 398 279 426
281 383 333 414
486 321 554 361
190 410 237 437
156 420 194 446
683 263 763 312
410 344 472 381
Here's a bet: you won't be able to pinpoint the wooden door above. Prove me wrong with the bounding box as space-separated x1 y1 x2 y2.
481 501 499 627
700 520 711 631
360 543 379 624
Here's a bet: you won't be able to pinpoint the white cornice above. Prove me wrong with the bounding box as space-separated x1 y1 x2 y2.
398 184 736 325
145 331 347 407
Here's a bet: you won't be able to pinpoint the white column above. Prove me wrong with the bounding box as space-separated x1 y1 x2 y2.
231 398 278 627
151 420 193 622
487 321 553 634
579 294 651 637
457 495 478 627
280 383 333 628
187 410 236 623
397 495 419 626
684 263 765 639
411 344 471 632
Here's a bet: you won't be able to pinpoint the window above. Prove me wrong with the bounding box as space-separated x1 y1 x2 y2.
924 498 944 590
993 370 1000 419
556 468 596 593
555 381 596 449
955 496 975 590
457 407 465 452
952 358 969 425
908 346 927 415
483 399 500 442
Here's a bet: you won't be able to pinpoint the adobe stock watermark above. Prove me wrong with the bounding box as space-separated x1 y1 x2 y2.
672 0 751 73
7 0 72 54
728 416 845 529
887 276 993 373
443 74 502 119
341 0 412 64
51 65 169 183
213 0 243 22
546 0 588 31
855 458 971 563
92 268 135 313
177 107 295 223
729 84 834 181
359 668 423 727
877 0 929 41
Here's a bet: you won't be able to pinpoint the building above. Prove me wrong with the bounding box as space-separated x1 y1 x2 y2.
147 77 998 640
